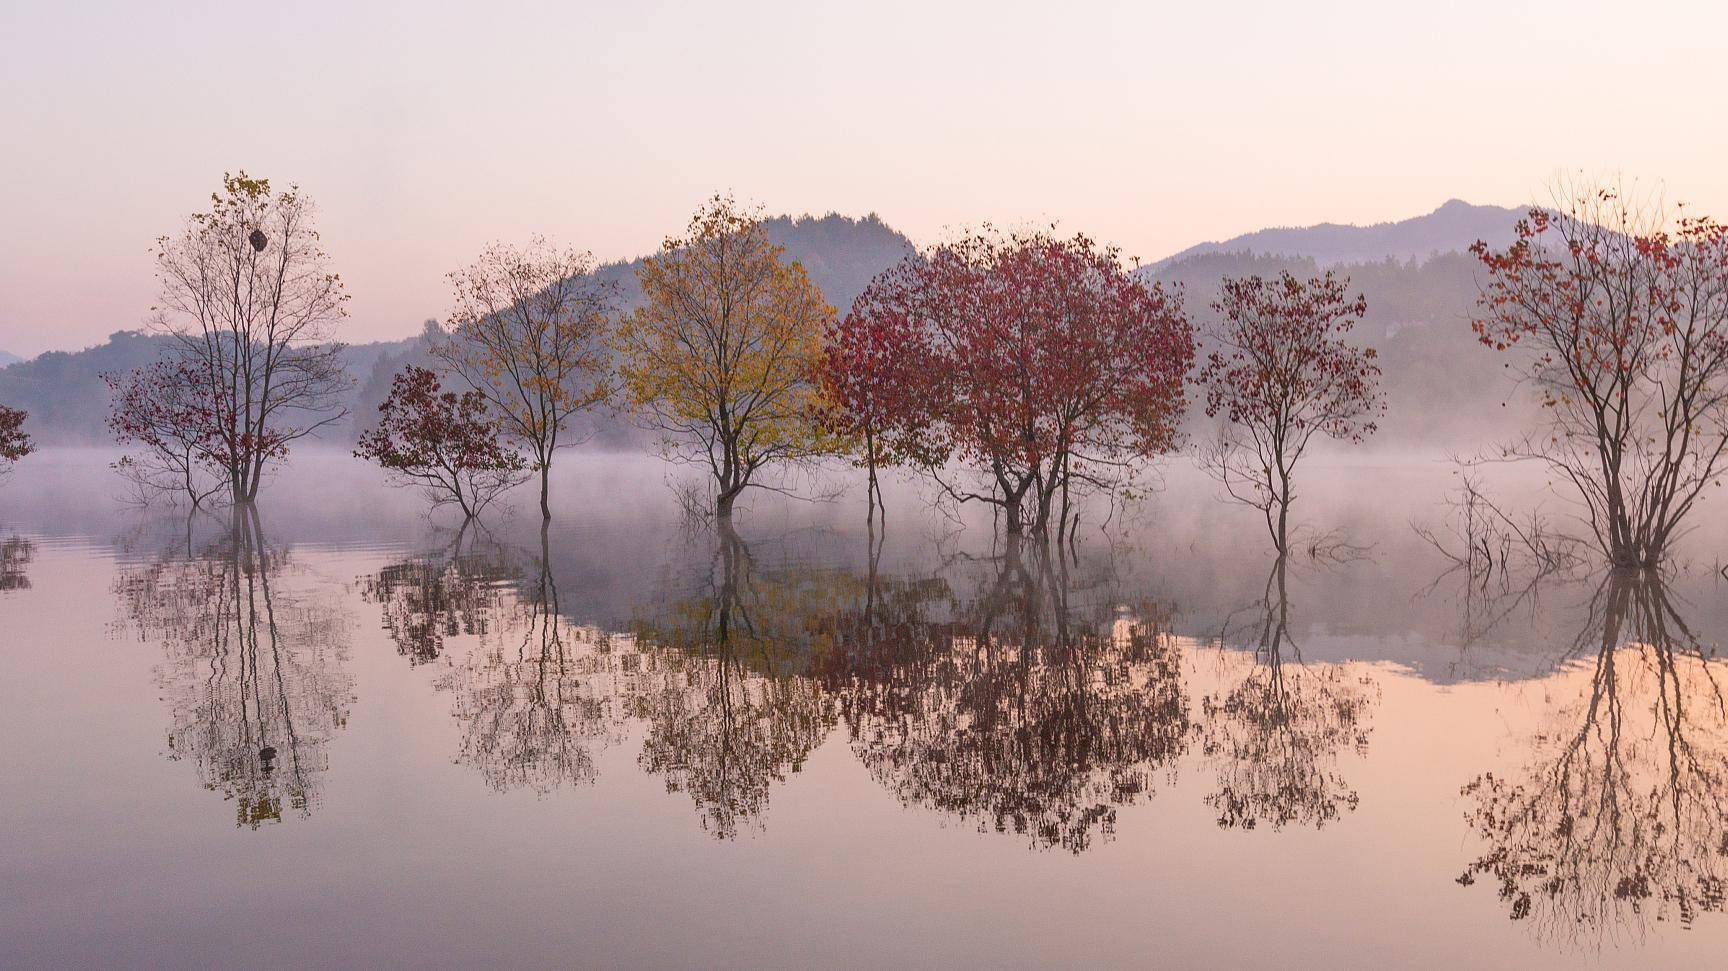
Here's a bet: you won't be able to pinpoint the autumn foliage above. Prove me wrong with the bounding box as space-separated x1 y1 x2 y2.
0 404 32 474
105 361 225 505
356 366 528 518
436 237 615 519
1472 182 1728 568
616 195 840 519
1198 271 1382 552
825 229 1192 536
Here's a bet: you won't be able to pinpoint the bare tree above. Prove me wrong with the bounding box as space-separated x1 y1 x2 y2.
1198 272 1383 554
149 173 350 504
1473 178 1728 568
435 237 614 519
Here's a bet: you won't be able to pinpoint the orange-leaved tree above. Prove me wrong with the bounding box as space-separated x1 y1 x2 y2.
615 195 841 520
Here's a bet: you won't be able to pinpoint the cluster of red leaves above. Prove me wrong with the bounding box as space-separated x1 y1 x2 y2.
825 229 1194 491
104 362 220 460
1471 201 1728 401
356 366 526 479
0 404 31 464
1199 272 1382 444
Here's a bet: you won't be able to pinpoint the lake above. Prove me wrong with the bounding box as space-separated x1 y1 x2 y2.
4 448 1728 968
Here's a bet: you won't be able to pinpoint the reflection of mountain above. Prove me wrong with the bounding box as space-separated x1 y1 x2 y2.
0 535 33 591
1202 557 1378 831
115 510 353 829
831 545 1191 853
1458 572 1728 948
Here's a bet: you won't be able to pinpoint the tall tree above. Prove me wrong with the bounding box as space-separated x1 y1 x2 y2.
1199 272 1382 555
435 237 614 519
616 195 839 520
355 365 529 519
150 173 350 504
1472 181 1728 568
0 404 32 477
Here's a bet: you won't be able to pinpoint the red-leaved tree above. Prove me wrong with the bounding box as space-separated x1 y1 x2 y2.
1472 181 1728 568
1198 272 1382 554
0 404 32 478
356 365 529 519
105 362 226 506
829 229 1193 539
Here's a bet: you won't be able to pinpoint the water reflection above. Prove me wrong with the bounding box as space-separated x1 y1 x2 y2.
114 509 353 829
1458 570 1728 946
1202 555 1378 830
830 540 1190 853
626 525 840 838
0 535 32 591
360 523 519 666
436 527 621 795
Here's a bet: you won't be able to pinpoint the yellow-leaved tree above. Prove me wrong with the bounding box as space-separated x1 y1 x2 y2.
616 196 840 520
435 237 615 519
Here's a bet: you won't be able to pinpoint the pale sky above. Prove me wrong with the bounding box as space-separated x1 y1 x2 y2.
3 0 1726 356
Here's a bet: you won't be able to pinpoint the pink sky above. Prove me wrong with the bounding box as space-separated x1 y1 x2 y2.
3 0 1726 356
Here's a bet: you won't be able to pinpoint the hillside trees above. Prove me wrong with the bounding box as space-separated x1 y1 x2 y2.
1198 272 1383 554
616 195 840 520
1472 181 1728 569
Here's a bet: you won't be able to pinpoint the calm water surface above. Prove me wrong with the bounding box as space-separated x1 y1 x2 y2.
5 449 1728 968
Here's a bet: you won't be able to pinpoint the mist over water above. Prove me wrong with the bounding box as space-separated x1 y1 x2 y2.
5 449 1728 966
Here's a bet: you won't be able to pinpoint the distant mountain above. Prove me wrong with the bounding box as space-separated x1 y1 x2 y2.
0 350 21 367
1145 199 1526 271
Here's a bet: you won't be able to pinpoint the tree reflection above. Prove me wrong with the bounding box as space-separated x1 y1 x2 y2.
625 524 839 839
833 541 1191 853
0 535 33 591
1458 571 1728 947
361 523 519 666
435 524 620 794
1200 555 1378 830
115 508 353 829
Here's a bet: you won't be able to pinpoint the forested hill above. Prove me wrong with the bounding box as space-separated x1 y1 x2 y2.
1145 199 1526 270
0 213 918 444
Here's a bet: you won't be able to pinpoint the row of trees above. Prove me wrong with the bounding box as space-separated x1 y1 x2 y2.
89 172 1728 569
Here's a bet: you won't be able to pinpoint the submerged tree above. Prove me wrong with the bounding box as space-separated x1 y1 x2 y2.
436 237 615 519
1472 180 1728 568
616 195 841 520
830 230 1192 537
103 361 225 506
149 173 350 504
360 525 520 666
1198 272 1382 554
356 365 529 519
0 403 33 477
1457 571 1728 947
